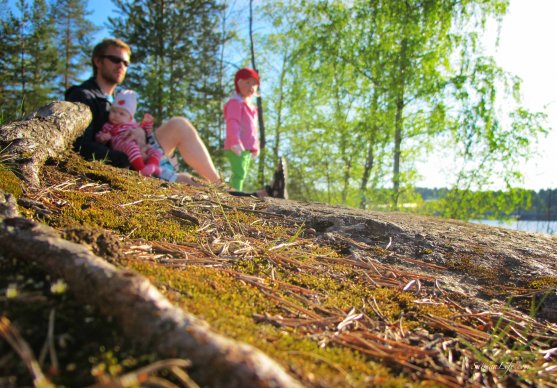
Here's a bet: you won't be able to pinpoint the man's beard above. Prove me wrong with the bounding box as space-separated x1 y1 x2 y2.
100 67 124 85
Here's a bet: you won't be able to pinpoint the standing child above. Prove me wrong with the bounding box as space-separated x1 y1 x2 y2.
223 68 260 190
96 90 161 177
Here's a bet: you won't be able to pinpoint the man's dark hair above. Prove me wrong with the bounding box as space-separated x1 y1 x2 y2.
91 38 131 76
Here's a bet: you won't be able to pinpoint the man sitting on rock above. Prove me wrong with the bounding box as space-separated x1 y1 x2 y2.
65 38 221 186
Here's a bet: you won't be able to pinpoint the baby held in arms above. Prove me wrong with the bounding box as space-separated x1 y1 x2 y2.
96 90 161 176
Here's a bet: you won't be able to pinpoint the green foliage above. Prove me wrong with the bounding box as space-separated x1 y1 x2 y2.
51 0 100 92
429 188 531 220
1 0 59 121
1 0 551 221
255 0 546 218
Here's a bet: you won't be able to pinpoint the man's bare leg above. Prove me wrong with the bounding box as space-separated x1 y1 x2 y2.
154 117 221 183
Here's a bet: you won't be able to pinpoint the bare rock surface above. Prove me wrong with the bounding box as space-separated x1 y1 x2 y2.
265 198 557 314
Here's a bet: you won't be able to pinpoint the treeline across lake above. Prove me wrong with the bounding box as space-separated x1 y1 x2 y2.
416 187 557 221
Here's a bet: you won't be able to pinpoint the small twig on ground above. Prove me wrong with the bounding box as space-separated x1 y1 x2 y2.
0 316 54 388
39 308 58 371
91 359 194 388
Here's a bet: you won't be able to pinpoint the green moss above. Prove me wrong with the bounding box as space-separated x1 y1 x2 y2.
63 157 148 192
126 261 414 386
132 257 454 385
43 159 197 243
8 153 548 386
20 150 33 159
0 164 22 198
528 276 557 289
229 251 456 332
445 254 495 280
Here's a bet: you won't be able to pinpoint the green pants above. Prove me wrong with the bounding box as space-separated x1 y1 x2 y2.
225 150 252 191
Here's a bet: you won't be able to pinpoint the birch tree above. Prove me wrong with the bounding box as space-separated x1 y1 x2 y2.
262 0 545 215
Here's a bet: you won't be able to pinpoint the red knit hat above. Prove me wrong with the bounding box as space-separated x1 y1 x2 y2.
234 68 259 94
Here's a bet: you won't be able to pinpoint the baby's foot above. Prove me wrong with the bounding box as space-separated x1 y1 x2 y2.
152 165 161 177
140 164 156 176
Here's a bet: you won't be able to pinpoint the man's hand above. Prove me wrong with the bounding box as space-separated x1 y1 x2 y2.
97 132 111 143
122 126 147 146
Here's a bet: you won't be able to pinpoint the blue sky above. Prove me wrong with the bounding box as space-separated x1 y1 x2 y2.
493 0 557 191
90 0 117 40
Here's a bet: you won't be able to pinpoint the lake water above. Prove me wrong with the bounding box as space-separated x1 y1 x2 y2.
471 220 557 236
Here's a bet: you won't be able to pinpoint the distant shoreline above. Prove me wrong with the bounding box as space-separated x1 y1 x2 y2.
471 219 557 235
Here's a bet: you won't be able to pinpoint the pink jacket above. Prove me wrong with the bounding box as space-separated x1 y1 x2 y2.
223 95 259 154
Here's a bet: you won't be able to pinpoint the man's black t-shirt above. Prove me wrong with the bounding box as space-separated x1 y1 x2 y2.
65 78 129 167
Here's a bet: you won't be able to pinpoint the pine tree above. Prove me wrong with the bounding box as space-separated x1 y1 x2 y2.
0 2 21 120
52 0 100 92
1 0 59 120
25 0 59 111
108 0 225 153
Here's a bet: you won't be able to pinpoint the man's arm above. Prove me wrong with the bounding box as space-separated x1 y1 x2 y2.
65 86 129 167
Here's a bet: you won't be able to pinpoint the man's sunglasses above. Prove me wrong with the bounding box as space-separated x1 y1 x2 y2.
102 55 129 67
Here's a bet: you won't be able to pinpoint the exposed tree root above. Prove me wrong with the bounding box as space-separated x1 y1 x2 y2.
0 195 302 388
0 101 91 187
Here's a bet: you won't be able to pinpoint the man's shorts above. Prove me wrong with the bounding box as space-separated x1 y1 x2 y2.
147 133 178 182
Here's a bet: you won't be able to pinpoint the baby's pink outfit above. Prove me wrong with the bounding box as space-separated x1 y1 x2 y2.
96 121 161 176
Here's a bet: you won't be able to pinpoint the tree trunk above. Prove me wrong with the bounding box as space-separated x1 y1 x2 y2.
64 13 71 91
360 92 380 209
19 21 27 117
249 0 266 186
360 136 374 210
0 101 91 187
217 2 228 148
273 55 288 161
392 37 408 210
341 158 351 204
392 95 403 209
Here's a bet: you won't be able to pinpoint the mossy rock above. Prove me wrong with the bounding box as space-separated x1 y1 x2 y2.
0 164 23 198
1 151 556 387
